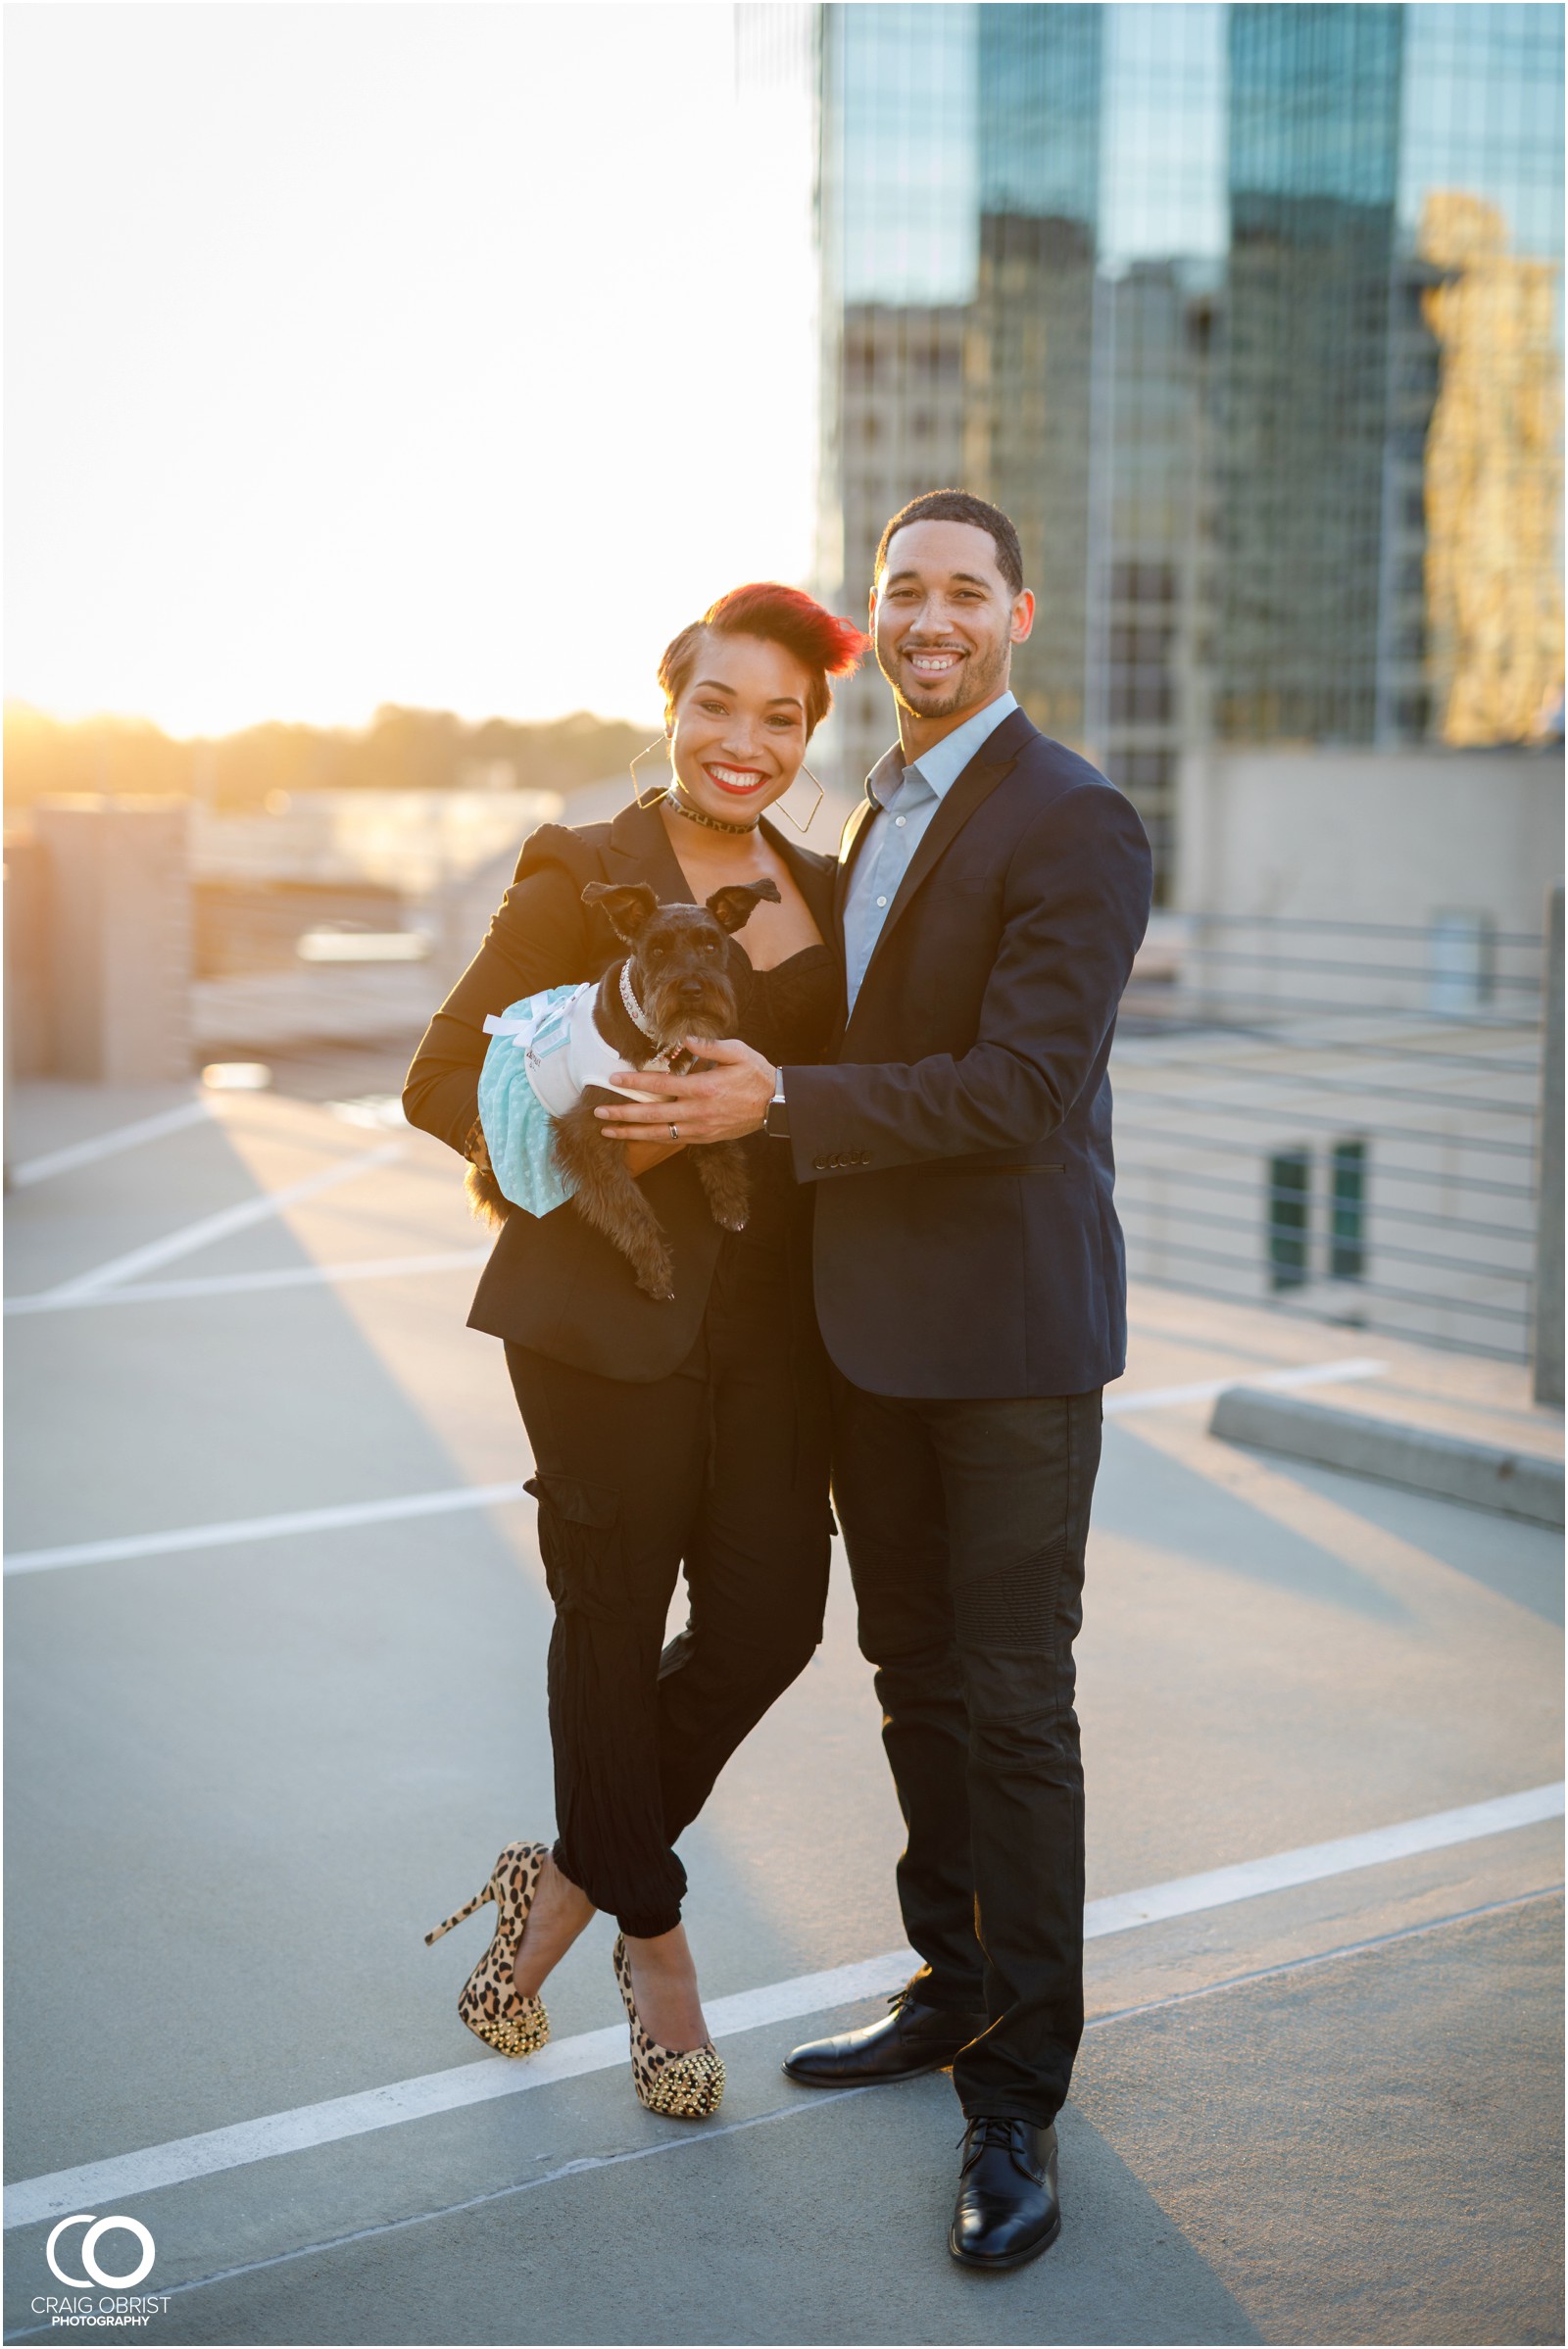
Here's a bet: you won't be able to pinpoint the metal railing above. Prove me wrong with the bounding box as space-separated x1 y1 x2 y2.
1110 914 1550 1362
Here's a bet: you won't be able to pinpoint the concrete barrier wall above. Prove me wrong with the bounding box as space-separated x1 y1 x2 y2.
28 796 192 1084
1176 746 1564 945
1209 1387 1564 1529
3 834 54 1078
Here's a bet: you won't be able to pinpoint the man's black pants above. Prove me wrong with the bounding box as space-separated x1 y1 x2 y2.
830 1375 1103 2128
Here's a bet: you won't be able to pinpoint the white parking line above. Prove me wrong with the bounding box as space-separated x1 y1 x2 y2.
15 1884 1557 2335
4 1483 530 1578
8 1099 215 1186
4 1249 488 1316
1081 1782 1564 1933
1104 1356 1386 1414
13 1142 403 1306
5 1782 1558 2231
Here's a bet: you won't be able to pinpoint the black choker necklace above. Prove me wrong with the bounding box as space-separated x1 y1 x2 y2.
663 785 760 837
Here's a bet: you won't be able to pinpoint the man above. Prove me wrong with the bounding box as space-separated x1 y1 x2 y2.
598 488 1152 2269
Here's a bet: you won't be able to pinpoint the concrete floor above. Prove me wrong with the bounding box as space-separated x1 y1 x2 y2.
4 1076 1563 2346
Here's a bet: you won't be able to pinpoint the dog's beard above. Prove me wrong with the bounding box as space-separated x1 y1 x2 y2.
638 976 738 1054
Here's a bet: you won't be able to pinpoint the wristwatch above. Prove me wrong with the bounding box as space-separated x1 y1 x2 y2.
763 1067 789 1140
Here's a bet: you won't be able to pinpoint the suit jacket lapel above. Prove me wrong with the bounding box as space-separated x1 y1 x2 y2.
761 819 837 938
851 706 1034 1013
604 799 695 903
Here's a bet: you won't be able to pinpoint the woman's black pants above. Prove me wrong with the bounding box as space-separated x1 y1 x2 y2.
505 1248 831 1939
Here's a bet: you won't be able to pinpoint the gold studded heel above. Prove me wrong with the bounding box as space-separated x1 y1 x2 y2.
425 1840 552 2058
612 1933 725 2120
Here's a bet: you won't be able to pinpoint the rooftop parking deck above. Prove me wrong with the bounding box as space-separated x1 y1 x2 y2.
4 1072 1562 2346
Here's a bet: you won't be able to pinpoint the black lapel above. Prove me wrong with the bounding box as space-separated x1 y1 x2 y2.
762 818 836 938
603 797 696 904
852 705 1036 1005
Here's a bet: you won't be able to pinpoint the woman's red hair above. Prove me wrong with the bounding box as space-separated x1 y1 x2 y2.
659 583 867 736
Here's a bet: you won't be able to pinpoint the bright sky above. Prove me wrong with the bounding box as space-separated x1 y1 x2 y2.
5 5 819 736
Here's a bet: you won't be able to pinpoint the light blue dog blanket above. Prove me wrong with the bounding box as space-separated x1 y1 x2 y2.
477 984 673 1220
476 988 580 1219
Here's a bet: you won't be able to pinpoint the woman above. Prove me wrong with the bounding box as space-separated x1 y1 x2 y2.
404 584 863 2120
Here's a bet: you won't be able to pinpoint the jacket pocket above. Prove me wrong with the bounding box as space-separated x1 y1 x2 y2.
524 1473 621 1617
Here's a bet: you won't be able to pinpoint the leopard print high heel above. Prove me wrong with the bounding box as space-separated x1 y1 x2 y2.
425 1840 552 2058
612 1933 725 2120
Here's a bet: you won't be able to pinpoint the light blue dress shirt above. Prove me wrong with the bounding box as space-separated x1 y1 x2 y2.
842 691 1017 1011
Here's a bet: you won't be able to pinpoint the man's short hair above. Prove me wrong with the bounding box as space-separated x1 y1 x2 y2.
874 490 1024 597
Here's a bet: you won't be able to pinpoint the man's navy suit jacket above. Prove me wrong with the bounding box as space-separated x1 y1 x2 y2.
783 706 1153 1399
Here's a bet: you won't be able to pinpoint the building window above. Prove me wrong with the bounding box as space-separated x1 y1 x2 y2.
1330 1140 1368 1282
1267 1149 1312 1291
1110 562 1177 606
1107 676 1174 723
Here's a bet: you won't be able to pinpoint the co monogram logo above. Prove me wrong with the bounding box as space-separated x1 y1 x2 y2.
45 2213 156 2289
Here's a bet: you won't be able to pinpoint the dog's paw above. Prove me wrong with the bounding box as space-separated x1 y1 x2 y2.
629 1249 677 1300
712 1207 748 1232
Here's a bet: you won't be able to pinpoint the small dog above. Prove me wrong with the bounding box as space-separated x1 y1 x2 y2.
467 876 780 1298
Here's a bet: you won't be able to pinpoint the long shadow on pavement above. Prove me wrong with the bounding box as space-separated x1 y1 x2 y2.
47 2075 1262 2348
1094 1424 1414 1624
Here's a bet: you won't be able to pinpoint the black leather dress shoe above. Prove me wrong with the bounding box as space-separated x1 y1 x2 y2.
949 2117 1060 2270
783 1993 988 2087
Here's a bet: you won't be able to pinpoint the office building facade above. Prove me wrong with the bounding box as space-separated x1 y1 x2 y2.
814 3 1564 891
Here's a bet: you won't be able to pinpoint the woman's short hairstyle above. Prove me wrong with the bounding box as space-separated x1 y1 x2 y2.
659 584 866 738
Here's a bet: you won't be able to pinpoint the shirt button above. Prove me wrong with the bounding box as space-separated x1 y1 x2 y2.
895 815 906 828
876 895 888 907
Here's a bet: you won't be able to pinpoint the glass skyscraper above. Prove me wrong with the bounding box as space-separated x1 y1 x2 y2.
814 2 1564 891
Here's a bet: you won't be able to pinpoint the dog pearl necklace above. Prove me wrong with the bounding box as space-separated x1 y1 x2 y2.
619 961 662 1042
663 786 760 837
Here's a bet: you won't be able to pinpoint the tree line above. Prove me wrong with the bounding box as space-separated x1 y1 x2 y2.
2 703 651 811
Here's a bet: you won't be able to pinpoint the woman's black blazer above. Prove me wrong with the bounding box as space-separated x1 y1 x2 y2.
402 798 836 1381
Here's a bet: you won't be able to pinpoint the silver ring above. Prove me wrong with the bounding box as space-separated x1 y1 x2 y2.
668 1123 680 1143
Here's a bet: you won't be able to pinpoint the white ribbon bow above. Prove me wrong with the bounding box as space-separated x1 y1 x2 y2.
482 1009 540 1048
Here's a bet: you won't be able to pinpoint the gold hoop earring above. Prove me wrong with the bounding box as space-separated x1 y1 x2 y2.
629 738 672 810
776 763 825 835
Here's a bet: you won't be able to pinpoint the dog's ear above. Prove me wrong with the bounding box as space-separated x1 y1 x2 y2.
705 878 783 935
581 881 661 943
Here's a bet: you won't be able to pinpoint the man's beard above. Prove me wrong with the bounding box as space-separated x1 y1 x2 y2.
881 633 1009 721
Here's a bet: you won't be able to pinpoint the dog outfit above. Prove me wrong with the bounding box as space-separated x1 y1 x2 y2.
477 981 670 1220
